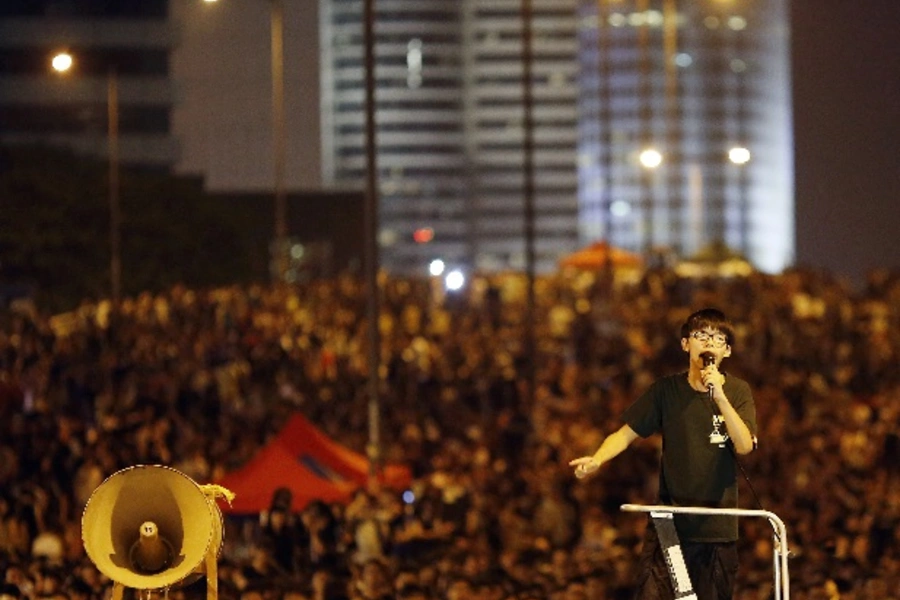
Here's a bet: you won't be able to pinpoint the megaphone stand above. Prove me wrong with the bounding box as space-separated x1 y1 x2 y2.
620 504 791 600
204 541 219 600
107 539 219 600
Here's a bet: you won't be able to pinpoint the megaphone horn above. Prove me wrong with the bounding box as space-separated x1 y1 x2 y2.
129 521 174 573
81 465 233 600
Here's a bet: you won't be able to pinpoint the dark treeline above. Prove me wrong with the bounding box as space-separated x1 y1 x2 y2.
1 145 273 312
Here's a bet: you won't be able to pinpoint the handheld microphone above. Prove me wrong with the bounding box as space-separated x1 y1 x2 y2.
700 352 716 394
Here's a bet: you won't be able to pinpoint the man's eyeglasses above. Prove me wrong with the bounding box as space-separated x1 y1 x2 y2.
691 330 728 347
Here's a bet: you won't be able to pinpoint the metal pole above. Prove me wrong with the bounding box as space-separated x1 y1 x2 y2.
663 0 682 255
597 0 616 281
636 0 653 257
363 0 381 482
521 0 536 409
271 0 288 279
735 26 750 257
598 0 613 248
107 67 121 306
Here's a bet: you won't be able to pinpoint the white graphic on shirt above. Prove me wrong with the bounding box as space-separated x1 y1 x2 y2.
709 414 728 447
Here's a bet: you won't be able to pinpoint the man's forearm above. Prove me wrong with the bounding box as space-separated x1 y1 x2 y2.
592 425 639 464
717 398 754 454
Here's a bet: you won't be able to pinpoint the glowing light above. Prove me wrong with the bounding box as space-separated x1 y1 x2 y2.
379 229 398 246
729 147 751 165
413 227 434 244
407 38 423 89
429 259 445 277
728 16 747 31
704 16 720 29
674 53 693 68
645 10 664 27
608 13 627 27
730 59 748 73
639 148 663 169
51 52 73 73
628 12 646 27
610 200 632 217
444 270 465 291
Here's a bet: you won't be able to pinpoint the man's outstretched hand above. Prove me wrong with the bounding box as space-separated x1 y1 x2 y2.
569 456 600 479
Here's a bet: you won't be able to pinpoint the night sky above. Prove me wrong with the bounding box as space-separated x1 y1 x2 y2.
791 0 900 285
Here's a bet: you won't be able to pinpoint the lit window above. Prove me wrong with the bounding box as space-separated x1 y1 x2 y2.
646 10 664 27
674 53 693 68
407 38 423 89
608 13 627 27
730 59 747 73
379 229 398 246
728 16 747 31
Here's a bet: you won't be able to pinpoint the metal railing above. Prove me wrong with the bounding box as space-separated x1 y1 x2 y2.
621 504 790 600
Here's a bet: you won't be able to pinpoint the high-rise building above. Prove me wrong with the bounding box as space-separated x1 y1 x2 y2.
0 1 176 168
320 0 581 275
321 0 468 273
462 0 581 274
578 0 793 272
319 0 793 275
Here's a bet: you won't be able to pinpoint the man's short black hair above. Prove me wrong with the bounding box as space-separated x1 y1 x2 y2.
680 308 735 346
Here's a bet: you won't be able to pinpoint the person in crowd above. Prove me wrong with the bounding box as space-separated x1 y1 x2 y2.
259 488 302 576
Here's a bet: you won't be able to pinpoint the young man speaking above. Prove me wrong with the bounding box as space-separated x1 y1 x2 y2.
570 308 757 600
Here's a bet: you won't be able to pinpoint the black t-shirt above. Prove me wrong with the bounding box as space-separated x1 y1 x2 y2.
622 372 757 542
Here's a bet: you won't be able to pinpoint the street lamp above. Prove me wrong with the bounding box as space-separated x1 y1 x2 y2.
638 147 662 255
728 146 751 165
269 0 288 280
639 147 664 169
729 146 751 256
52 51 121 306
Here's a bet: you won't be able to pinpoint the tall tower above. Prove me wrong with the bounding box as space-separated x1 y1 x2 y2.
320 0 582 275
461 0 581 273
578 0 793 272
0 1 176 168
320 0 468 273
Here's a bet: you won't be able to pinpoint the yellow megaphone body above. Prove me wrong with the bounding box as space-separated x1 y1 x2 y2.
81 465 232 600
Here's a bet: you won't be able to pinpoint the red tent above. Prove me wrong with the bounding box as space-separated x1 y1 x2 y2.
558 241 643 270
216 413 412 513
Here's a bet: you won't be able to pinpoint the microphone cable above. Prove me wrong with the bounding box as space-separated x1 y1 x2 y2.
700 352 779 544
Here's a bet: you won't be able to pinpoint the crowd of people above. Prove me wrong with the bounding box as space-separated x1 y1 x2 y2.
1 265 899 600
